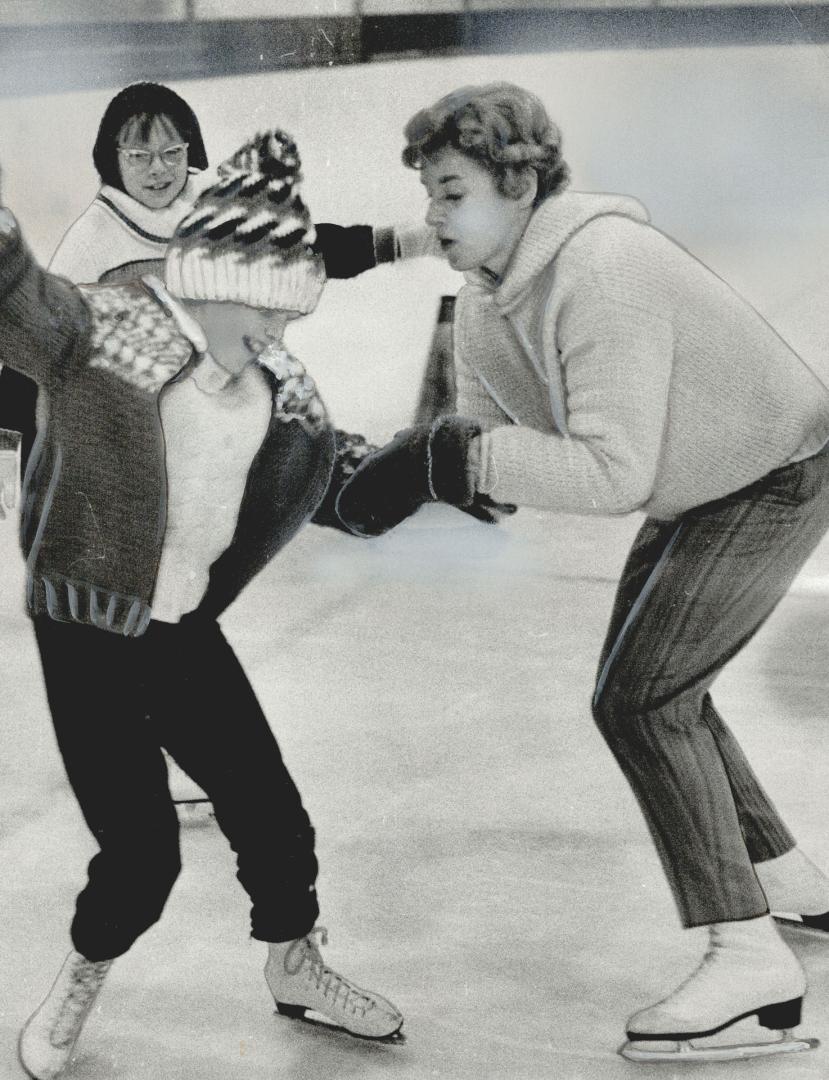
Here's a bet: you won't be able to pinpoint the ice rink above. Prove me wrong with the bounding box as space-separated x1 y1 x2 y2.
2 30 829 1079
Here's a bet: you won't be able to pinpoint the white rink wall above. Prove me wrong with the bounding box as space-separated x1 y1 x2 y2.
2 44 829 441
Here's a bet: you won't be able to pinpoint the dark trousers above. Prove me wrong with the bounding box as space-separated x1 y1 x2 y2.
593 444 829 927
34 613 319 961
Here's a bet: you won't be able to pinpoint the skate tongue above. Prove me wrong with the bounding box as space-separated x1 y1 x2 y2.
283 926 329 975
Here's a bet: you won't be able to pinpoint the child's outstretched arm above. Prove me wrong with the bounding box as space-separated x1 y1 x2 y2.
312 222 439 280
0 183 87 390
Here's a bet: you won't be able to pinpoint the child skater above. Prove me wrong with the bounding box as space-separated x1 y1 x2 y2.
0 128 404 1080
334 81 829 1063
0 80 408 818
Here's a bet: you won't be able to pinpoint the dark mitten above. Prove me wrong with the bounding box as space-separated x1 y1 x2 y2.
311 429 376 533
335 426 431 537
335 416 481 537
312 223 377 279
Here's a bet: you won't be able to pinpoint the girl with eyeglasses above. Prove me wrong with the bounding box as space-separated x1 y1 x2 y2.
0 84 209 527
0 128 407 1078
49 81 209 286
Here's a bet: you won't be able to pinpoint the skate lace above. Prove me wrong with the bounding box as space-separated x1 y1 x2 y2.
283 927 377 1017
51 958 112 1049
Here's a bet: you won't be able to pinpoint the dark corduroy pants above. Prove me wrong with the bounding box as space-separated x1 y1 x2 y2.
34 613 319 961
593 443 829 927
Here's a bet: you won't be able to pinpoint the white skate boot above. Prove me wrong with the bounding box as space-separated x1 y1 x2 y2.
265 927 403 1040
18 950 112 1079
756 847 829 939
620 916 818 1063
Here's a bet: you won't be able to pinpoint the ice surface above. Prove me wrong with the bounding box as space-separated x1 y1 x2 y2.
2 40 829 1079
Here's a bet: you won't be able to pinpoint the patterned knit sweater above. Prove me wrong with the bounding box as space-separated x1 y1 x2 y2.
453 192 829 520
0 214 335 635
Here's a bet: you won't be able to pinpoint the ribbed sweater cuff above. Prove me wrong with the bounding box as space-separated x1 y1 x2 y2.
0 428 21 452
27 572 153 637
393 222 441 262
465 434 485 495
474 433 498 496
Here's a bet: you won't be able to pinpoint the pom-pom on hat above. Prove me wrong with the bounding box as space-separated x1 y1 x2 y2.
164 129 325 314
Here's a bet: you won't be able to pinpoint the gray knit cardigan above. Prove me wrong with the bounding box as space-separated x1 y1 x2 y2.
0 217 335 635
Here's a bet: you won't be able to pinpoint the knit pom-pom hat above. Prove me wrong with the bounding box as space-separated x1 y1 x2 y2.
164 129 325 314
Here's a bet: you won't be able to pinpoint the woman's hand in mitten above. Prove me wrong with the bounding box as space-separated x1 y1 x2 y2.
312 223 376 279
335 416 481 537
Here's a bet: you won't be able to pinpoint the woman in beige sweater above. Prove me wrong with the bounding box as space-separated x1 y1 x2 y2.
335 82 829 1063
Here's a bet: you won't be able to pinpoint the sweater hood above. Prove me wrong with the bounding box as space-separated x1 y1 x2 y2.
475 190 650 312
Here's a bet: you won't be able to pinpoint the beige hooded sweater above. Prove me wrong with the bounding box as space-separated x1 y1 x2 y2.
452 192 829 520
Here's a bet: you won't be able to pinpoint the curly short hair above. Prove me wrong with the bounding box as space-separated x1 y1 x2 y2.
402 82 569 205
93 82 208 192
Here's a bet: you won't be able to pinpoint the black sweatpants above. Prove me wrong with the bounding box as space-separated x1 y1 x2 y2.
33 613 319 961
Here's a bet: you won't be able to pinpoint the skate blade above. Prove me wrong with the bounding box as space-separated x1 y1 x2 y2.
274 1004 405 1044
620 1033 819 1063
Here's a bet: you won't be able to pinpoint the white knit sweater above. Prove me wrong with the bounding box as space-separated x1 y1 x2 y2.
453 192 829 520
48 176 203 284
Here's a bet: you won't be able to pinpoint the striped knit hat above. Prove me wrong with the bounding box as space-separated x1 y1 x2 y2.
164 129 325 313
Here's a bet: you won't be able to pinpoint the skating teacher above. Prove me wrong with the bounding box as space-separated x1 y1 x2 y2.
335 81 829 1063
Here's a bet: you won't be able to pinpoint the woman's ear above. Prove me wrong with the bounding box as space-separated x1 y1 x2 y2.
518 170 538 209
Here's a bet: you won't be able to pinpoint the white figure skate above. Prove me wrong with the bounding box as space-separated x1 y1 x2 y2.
757 847 829 941
773 910 829 940
19 950 112 1080
620 919 818 1063
265 927 403 1040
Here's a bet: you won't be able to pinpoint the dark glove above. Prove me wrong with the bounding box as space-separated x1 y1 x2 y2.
312 223 377 279
334 415 482 537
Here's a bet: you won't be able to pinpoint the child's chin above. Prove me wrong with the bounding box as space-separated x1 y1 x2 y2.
141 185 183 209
141 194 175 209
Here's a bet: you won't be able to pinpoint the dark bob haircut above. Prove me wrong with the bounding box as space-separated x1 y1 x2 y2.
92 82 208 191
403 82 569 206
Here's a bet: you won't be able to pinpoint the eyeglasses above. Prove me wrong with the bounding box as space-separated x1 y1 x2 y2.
117 143 189 171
